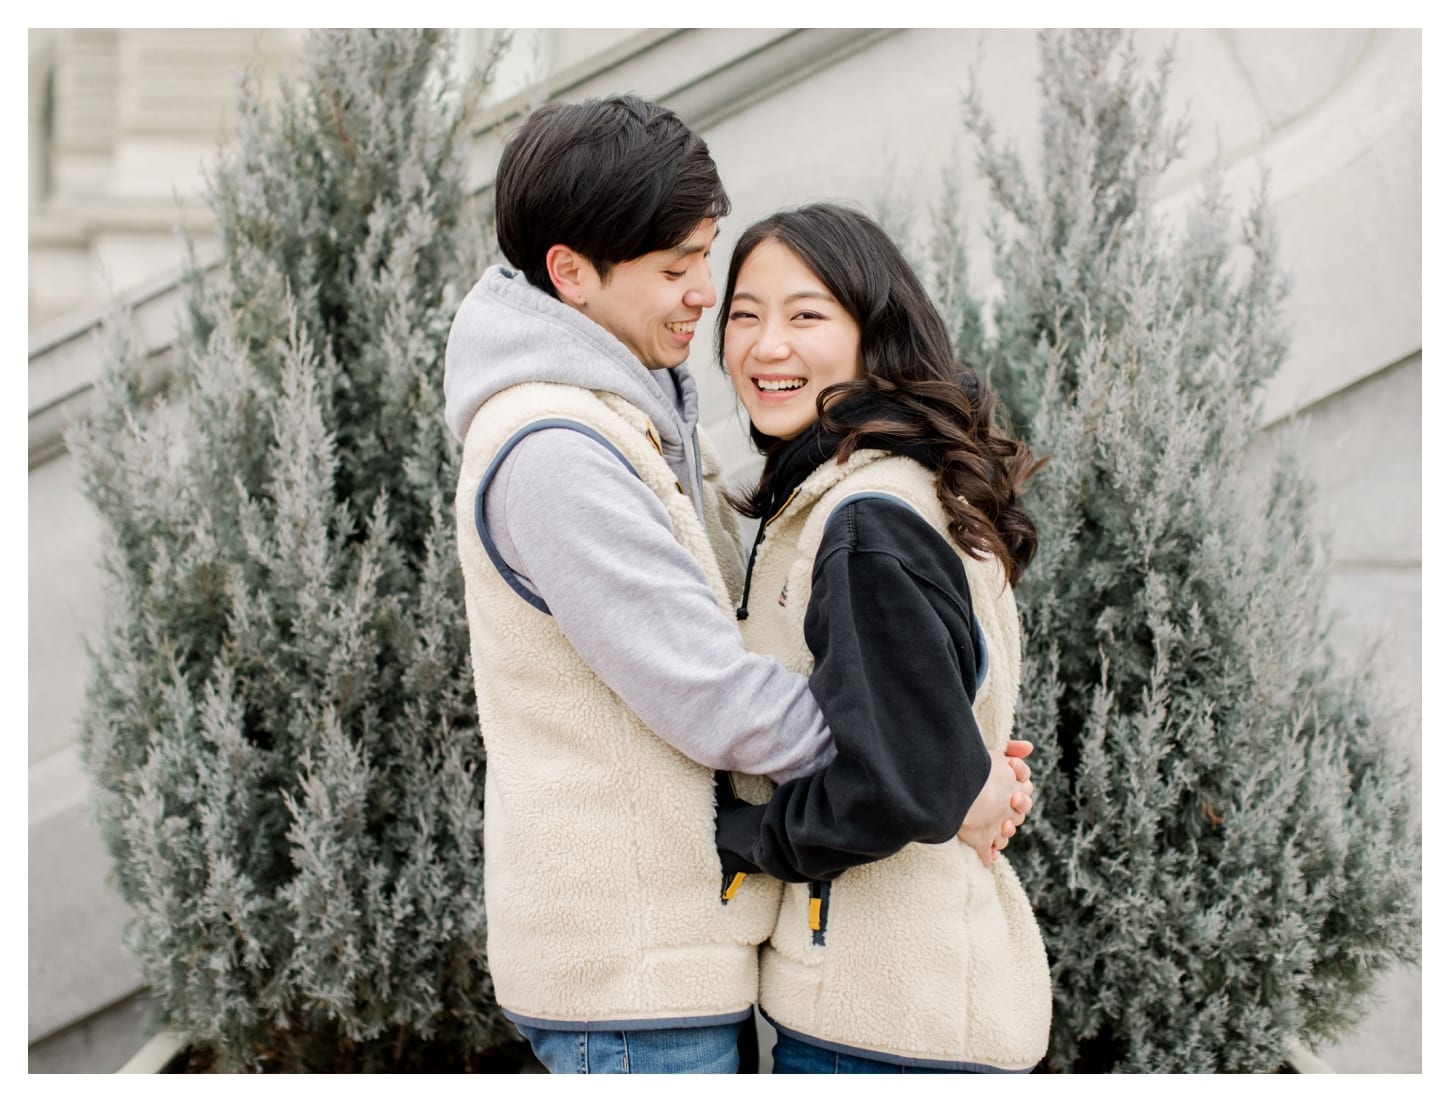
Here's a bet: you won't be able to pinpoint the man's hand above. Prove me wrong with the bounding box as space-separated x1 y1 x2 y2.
958 740 1034 867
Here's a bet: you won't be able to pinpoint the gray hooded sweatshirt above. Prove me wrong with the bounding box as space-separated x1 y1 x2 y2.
444 266 833 782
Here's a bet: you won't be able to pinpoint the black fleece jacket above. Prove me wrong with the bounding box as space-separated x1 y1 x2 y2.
715 400 993 884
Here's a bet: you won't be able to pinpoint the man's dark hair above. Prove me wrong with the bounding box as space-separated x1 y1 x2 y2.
494 94 730 298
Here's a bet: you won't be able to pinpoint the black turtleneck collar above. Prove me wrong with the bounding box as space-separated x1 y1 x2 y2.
761 390 935 518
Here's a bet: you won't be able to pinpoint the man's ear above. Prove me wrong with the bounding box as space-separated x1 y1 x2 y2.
546 244 595 307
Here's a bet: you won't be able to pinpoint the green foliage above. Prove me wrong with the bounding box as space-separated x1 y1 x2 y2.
71 30 515 1071
946 30 1419 1071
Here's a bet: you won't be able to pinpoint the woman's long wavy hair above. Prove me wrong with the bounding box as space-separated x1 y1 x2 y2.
717 203 1043 585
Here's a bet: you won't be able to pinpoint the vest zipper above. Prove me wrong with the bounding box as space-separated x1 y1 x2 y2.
808 880 832 946
717 770 749 904
735 489 798 621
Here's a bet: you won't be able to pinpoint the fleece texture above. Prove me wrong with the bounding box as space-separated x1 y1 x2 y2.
446 266 831 784
454 379 778 1026
742 449 1052 1070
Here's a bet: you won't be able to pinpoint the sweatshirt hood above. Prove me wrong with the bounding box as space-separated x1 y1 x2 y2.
444 265 700 455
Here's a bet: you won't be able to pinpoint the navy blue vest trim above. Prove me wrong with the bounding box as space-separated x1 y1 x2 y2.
760 1009 1035 1073
501 1007 753 1032
474 419 641 614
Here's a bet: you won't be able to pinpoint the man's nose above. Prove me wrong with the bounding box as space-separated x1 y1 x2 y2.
684 269 716 309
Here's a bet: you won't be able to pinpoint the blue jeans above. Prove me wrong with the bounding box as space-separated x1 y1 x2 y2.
771 1032 961 1074
516 1020 743 1074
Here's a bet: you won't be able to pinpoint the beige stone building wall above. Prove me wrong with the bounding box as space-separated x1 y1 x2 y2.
28 30 304 328
27 28 1420 1071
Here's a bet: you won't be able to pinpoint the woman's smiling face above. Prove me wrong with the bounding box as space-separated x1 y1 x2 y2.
723 239 863 441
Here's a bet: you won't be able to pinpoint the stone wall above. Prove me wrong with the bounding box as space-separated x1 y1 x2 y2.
27 28 1420 1069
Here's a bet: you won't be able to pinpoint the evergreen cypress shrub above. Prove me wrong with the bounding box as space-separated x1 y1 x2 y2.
69 29 516 1072
940 29 1419 1072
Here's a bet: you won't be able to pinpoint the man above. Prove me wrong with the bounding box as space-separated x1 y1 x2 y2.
444 94 1030 1074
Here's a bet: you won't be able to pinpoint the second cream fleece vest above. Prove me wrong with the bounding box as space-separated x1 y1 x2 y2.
742 449 1052 1070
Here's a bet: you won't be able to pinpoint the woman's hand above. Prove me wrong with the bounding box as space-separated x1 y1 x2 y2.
957 740 1034 867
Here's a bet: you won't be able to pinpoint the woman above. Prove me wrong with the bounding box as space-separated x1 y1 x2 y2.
713 204 1052 1073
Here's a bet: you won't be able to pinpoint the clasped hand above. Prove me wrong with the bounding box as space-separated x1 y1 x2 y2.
957 739 1034 868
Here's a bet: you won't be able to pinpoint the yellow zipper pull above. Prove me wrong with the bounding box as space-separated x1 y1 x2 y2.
807 881 829 944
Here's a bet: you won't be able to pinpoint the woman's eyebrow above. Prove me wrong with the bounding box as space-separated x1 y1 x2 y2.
729 290 835 303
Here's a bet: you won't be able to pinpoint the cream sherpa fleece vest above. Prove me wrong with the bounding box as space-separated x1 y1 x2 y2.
454 381 778 1027
743 449 1052 1070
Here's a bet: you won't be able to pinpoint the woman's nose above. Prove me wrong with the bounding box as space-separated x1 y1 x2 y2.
753 325 790 361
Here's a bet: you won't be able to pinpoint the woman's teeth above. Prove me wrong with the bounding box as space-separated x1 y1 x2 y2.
757 378 806 391
665 321 695 334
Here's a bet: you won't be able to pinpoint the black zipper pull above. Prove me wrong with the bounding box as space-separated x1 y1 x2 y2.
735 515 769 621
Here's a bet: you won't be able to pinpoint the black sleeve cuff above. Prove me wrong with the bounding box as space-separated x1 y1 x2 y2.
716 801 769 879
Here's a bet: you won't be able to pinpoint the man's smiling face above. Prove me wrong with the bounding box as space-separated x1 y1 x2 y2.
575 219 719 371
